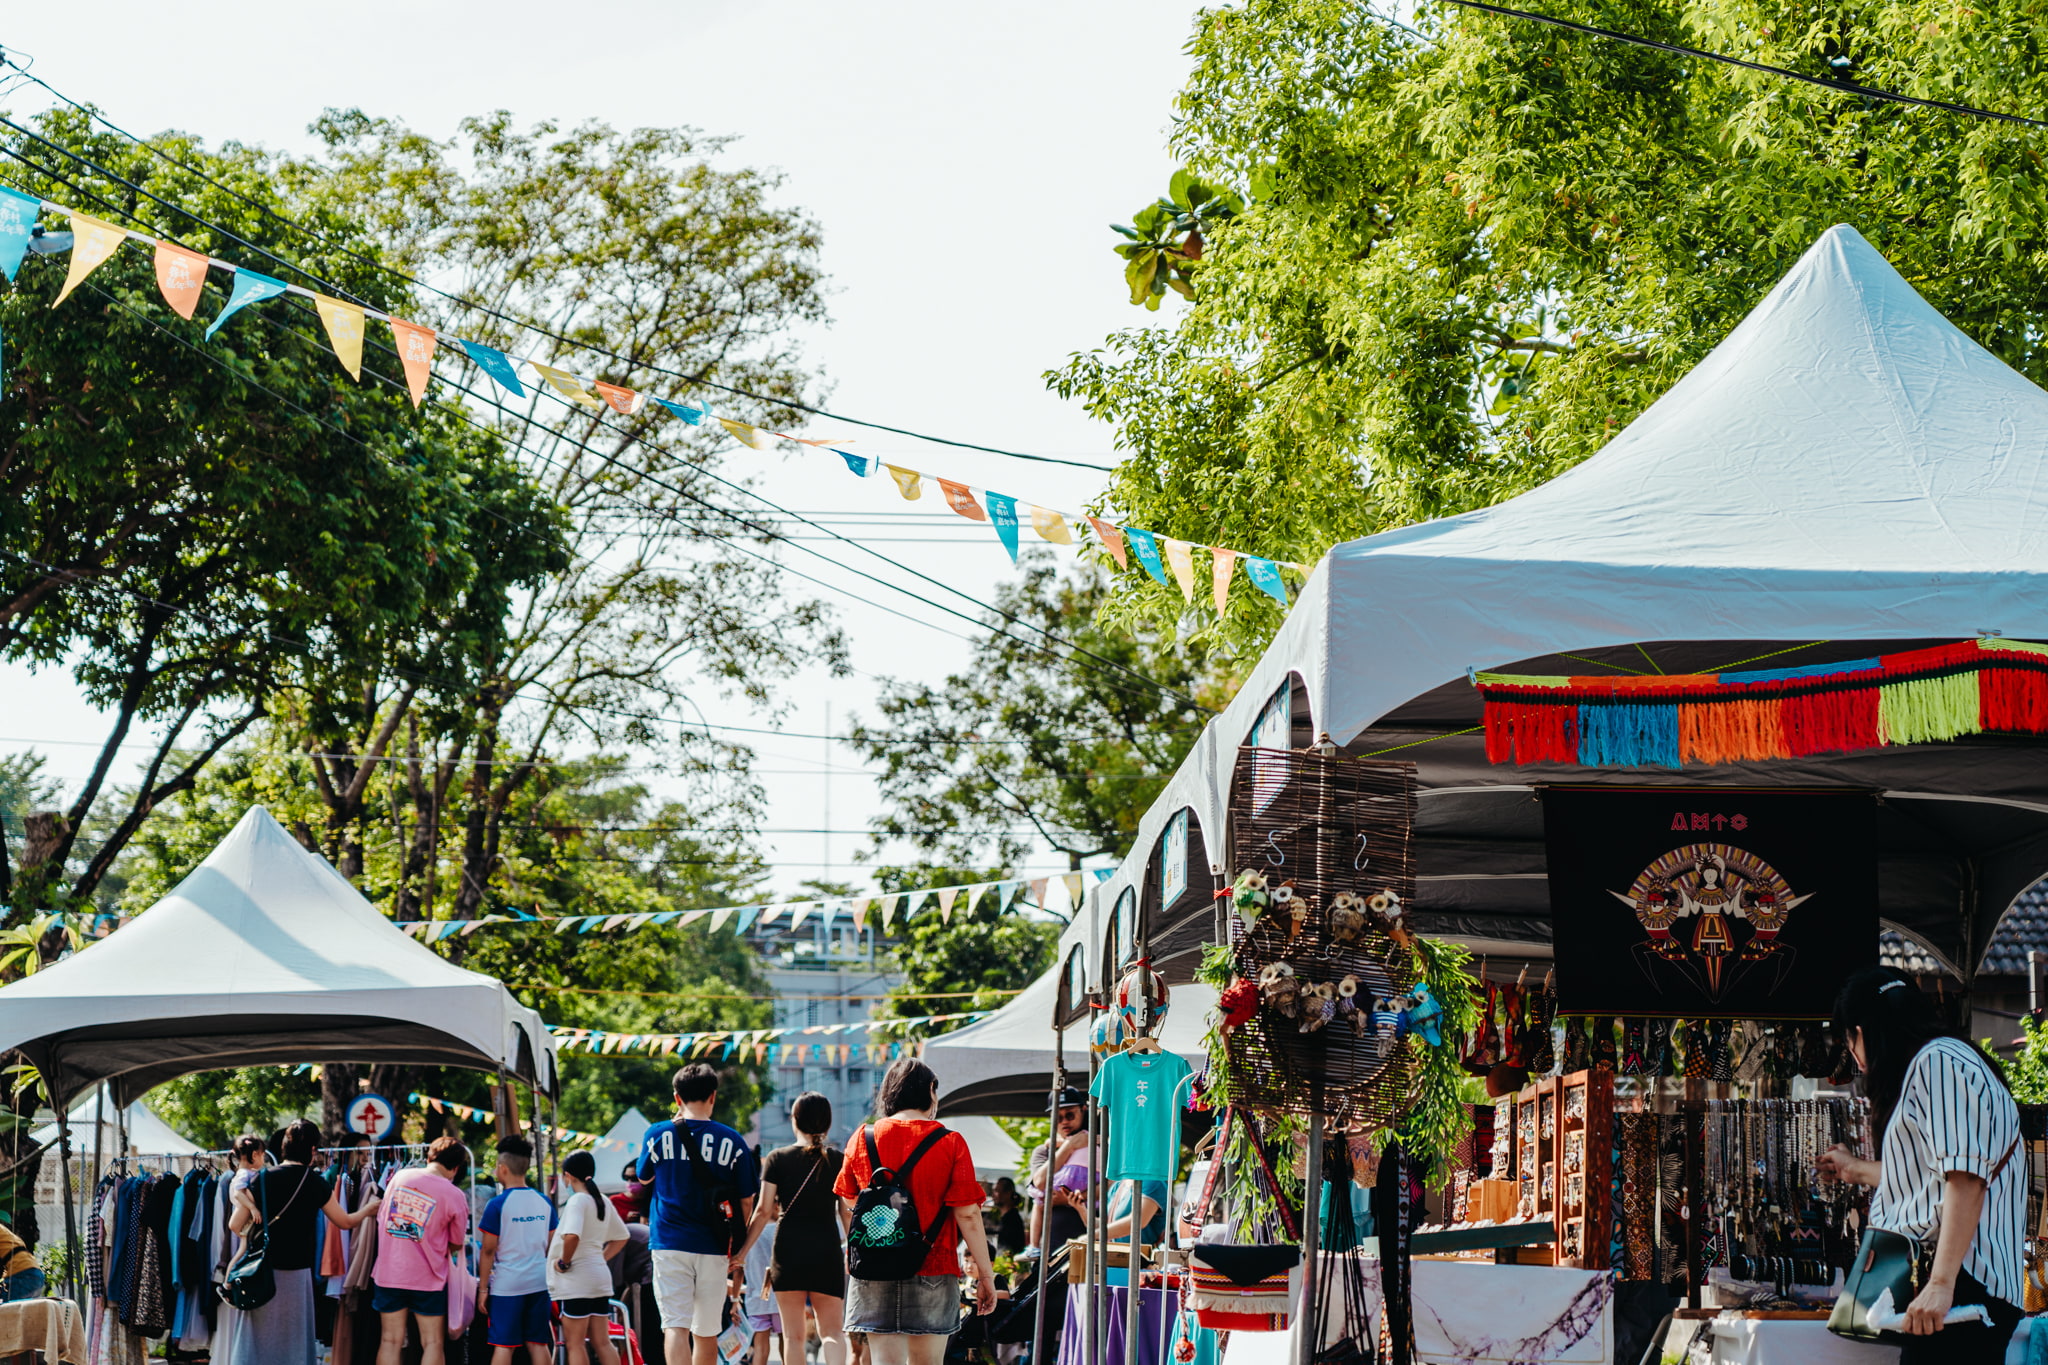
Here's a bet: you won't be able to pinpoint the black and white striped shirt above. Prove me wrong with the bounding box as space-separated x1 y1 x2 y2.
1869 1036 2025 1305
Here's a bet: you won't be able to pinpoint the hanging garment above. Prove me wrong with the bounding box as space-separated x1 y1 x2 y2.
1682 1021 1711 1079
1561 1018 1591 1073
1499 985 1526 1068
119 1173 178 1338
1620 1019 1648 1075
1527 980 1557 1075
1646 1018 1673 1077
1466 982 1499 1070
1590 1017 1618 1073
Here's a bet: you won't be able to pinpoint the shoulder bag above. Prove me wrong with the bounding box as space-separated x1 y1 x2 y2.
218 1166 313 1312
1185 1108 1303 1333
1828 1131 2020 1343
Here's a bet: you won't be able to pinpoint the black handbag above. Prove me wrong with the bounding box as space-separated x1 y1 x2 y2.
219 1166 310 1312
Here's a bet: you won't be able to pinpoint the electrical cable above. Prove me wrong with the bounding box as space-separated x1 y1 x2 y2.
1426 0 2048 130
0 57 1118 471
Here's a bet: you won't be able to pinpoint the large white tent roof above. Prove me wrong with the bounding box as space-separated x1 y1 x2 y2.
1083 225 2048 982
0 806 556 1107
29 1092 200 1157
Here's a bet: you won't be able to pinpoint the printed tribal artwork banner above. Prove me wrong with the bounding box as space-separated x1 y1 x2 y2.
1544 786 1876 1017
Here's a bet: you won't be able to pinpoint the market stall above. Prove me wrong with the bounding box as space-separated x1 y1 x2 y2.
1044 225 2048 1365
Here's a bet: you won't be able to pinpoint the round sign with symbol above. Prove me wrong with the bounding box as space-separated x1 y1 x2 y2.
345 1093 396 1142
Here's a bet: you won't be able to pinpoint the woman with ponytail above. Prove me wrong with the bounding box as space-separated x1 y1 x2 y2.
549 1150 630 1365
738 1092 850 1365
1819 965 2025 1361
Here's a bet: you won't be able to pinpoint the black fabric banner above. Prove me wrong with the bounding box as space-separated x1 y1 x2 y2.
1544 786 1876 1018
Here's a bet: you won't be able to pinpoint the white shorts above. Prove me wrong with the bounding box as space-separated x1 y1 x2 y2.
652 1250 731 1338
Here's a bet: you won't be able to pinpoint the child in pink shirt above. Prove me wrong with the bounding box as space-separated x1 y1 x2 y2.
372 1137 472 1365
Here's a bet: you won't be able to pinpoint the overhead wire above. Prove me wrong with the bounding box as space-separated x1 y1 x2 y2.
0 55 1118 471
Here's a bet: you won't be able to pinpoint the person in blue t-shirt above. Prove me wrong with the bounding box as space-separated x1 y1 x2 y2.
636 1063 759 1365
476 1135 559 1365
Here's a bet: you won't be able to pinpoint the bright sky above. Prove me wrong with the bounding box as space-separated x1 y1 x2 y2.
0 1 1209 900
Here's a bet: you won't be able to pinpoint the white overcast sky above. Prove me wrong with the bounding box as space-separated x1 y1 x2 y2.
0 1 1211 899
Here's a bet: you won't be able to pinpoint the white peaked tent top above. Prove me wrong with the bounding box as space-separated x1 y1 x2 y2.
599 1106 652 1157
942 1115 1024 1179
1083 224 2048 982
0 806 556 1107
29 1092 200 1156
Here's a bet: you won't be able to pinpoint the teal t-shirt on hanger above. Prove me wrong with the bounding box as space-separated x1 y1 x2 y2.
1090 1048 1193 1182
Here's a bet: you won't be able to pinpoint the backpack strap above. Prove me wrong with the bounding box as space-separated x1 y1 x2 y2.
865 1124 959 1254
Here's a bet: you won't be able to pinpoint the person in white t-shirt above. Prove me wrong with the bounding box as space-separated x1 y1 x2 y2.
551 1148 631 1365
478 1137 560 1365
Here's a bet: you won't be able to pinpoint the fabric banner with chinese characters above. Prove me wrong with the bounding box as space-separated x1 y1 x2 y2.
1544 786 1876 1017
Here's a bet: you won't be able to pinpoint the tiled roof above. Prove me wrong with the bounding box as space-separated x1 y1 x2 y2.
1880 882 2048 978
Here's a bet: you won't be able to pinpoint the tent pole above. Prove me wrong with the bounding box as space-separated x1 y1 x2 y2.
1029 1030 1063 1365
1294 1118 1324 1365
53 1052 79 1308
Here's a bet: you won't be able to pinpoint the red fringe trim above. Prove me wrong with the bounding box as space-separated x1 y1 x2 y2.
1777 689 1881 757
1981 666 2048 734
1484 700 1577 765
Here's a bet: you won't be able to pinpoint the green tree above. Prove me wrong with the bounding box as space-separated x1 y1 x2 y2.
1056 0 2048 652
1112 168 1248 309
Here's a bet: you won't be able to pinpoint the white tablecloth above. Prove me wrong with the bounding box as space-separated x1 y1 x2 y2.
1709 1317 1898 1365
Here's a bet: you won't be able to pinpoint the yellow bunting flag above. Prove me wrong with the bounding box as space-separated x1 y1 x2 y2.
1088 517 1129 569
718 416 775 449
593 382 640 415
534 363 605 409
389 319 437 407
879 894 901 926
54 214 131 308
938 887 960 922
1031 506 1074 545
313 295 366 380
1062 872 1086 912
1211 548 1236 614
884 465 922 501
1164 538 1198 600
938 479 987 522
153 241 209 319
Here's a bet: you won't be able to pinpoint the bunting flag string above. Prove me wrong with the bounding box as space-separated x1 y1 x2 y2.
409 1092 625 1151
0 186 1310 616
545 1014 975 1059
392 868 1111 943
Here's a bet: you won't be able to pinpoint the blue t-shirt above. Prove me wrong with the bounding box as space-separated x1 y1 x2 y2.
639 1118 760 1254
479 1186 558 1295
1090 1049 1192 1181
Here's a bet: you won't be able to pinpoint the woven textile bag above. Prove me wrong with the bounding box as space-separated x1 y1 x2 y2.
1185 1108 1303 1332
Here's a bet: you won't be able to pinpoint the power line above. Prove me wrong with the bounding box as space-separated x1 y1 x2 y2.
0 56 1117 472
1426 0 2048 130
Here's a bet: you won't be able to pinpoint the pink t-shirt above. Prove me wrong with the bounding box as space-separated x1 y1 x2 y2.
372 1169 469 1291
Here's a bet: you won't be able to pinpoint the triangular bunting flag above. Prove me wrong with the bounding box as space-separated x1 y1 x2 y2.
710 907 735 931
54 214 131 309
313 295 366 380
985 494 1020 562
593 382 640 414
533 362 605 409
152 241 209 319
1211 548 1236 614
938 887 960 922
0 187 39 283
202 265 289 337
879 894 901 927
1089 517 1130 569
389 319 437 406
1123 527 1170 587
718 417 775 449
851 898 871 929
1029 877 1049 908
1244 556 1289 606
788 902 812 932
938 479 987 522
656 397 707 424
964 883 987 917
884 465 922 500
734 905 761 934
1163 538 1198 600
460 339 527 397
1031 506 1073 545
1063 872 1086 911
836 449 873 477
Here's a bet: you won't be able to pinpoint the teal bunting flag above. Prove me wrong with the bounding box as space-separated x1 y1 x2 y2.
985 493 1020 562
1243 556 1289 606
460 339 527 397
1123 527 1170 587
0 187 37 283
835 449 873 477
204 267 289 338
734 905 761 934
656 397 707 424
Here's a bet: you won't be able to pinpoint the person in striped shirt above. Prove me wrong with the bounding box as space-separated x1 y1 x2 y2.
1819 966 2024 1362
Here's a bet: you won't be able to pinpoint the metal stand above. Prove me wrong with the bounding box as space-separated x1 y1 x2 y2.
1294 1119 1323 1365
55 1065 78 1306
1029 1043 1066 1365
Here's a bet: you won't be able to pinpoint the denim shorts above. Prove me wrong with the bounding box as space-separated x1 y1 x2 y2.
371 1284 449 1317
846 1275 961 1336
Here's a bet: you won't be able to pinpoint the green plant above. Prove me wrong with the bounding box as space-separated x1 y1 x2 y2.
1111 169 1246 309
2000 1018 2048 1103
1390 936 1481 1187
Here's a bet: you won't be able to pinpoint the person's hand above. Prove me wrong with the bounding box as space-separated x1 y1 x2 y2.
1903 1278 1955 1335
729 1254 746 1277
476 1285 490 1308
1817 1145 1879 1187
974 1267 998 1315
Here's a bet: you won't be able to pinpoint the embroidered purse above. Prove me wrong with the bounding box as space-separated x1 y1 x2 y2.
1184 1109 1302 1332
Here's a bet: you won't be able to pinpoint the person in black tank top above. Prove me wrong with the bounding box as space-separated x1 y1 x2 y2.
735 1093 850 1365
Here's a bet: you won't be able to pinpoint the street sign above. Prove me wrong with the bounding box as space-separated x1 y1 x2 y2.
345 1092 396 1142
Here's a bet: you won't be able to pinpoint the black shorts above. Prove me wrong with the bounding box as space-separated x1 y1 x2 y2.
557 1297 613 1320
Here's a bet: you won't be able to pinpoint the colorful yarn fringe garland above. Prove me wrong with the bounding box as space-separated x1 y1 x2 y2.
1477 638 2048 767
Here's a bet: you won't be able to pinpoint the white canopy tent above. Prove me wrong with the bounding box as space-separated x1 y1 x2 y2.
1082 224 2048 984
29 1092 200 1157
942 1115 1026 1180
0 806 557 1110
597 1106 651 1160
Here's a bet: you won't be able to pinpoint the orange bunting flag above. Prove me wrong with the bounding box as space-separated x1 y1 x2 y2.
389 319 437 407
885 465 922 500
937 887 961 922
1088 517 1129 569
938 479 987 522
534 363 606 409
1164 538 1198 600
1212 548 1236 614
54 214 131 308
1031 506 1073 545
313 295 366 380
1029 877 1049 907
153 241 209 319
593 382 640 415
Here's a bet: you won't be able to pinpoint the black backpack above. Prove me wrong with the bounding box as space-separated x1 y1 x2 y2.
847 1124 955 1281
